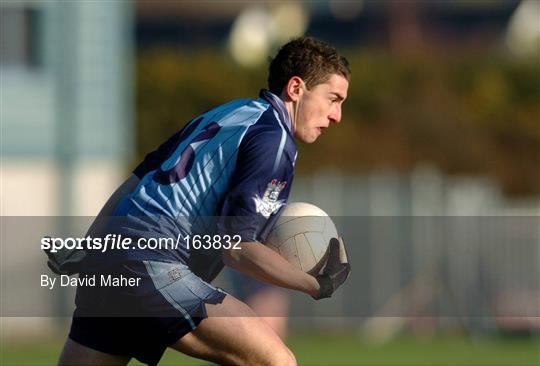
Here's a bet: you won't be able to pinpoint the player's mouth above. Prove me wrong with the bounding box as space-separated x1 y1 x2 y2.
317 126 328 134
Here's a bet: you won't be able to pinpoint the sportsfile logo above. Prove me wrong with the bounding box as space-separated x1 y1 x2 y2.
253 179 287 218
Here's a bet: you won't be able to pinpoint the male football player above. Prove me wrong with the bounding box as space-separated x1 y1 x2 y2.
52 37 350 366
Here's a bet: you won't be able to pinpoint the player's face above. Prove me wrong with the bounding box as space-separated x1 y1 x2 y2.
294 74 349 144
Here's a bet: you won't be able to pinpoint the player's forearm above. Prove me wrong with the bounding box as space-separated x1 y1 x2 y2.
222 241 320 297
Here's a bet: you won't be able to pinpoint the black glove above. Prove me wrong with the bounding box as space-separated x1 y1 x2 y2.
312 237 350 300
43 241 87 275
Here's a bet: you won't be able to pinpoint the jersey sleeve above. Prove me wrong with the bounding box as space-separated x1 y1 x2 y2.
217 126 295 243
133 117 203 179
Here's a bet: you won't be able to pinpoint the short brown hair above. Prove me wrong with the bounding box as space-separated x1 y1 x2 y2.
268 37 350 95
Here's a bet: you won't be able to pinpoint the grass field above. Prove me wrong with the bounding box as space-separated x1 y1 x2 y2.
2 334 538 366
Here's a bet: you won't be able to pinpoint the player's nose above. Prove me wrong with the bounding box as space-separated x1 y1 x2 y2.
328 105 342 124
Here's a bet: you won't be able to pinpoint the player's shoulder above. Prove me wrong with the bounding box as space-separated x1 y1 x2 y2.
206 97 271 128
240 108 296 160
247 108 293 140
207 95 296 155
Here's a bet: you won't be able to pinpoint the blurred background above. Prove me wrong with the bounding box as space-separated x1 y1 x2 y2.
1 0 539 365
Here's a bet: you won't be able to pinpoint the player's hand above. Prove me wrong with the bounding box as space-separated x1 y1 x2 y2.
312 237 350 300
43 241 87 275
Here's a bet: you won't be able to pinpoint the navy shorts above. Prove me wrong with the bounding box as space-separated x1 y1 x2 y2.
69 260 226 366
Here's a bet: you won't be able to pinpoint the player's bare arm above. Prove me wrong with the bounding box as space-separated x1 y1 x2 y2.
222 237 350 299
222 241 321 297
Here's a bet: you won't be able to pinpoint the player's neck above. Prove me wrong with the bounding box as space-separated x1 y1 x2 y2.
279 92 297 133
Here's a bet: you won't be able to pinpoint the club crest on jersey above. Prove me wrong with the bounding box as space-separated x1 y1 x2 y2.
253 179 287 218
168 267 183 282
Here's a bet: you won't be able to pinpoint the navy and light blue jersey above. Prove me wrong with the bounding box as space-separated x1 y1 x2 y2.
108 90 297 279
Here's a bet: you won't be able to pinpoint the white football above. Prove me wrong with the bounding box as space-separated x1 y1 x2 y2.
266 202 338 275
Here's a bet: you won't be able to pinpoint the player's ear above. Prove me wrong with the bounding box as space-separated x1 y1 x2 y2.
284 76 304 102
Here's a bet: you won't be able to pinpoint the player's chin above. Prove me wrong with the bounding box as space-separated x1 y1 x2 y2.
302 135 319 144
310 131 322 143
306 130 321 143
296 130 319 144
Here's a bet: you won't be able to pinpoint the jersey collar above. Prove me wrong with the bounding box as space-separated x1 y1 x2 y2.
259 89 293 134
